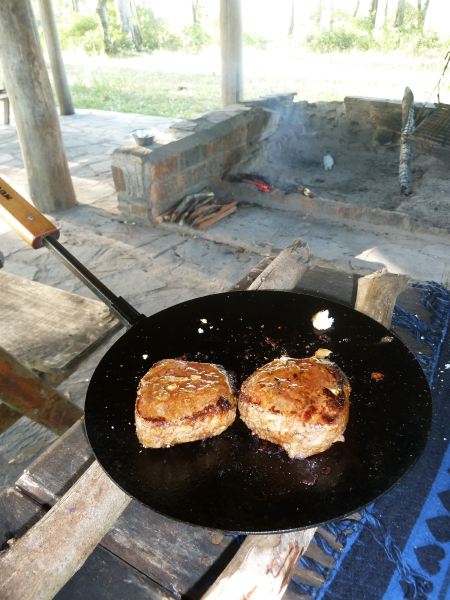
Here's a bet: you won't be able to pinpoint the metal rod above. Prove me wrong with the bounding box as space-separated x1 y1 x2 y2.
42 236 144 329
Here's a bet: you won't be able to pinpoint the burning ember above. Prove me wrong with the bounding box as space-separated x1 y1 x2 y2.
229 173 271 193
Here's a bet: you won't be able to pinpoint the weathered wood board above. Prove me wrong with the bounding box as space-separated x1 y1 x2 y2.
0 487 45 548
55 546 177 600
0 271 121 383
16 419 93 505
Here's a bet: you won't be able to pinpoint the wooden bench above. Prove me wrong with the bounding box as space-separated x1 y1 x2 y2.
0 270 121 433
0 246 413 600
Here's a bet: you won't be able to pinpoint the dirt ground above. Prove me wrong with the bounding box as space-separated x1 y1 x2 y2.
242 125 449 232
294 144 449 231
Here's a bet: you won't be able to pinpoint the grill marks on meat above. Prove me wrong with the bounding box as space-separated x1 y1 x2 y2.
239 357 351 459
135 359 236 448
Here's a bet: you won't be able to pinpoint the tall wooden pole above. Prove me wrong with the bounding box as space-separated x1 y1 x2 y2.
38 0 74 115
220 0 243 106
0 0 77 211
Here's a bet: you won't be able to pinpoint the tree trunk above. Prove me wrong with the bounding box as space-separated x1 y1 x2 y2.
96 0 114 55
319 0 333 32
369 0 378 26
38 0 74 115
374 0 388 31
394 0 405 26
288 0 295 37
72 0 79 11
417 0 430 31
220 0 243 106
353 0 360 18
0 0 76 212
192 0 201 25
116 0 142 50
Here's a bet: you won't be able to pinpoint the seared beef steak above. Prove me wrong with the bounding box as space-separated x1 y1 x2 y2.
136 359 236 448
239 357 350 459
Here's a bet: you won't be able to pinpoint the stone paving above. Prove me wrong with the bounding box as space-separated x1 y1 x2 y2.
0 108 449 488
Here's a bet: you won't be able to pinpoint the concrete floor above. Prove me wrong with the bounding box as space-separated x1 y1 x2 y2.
0 108 449 487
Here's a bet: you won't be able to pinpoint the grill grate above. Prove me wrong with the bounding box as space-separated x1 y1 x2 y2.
412 103 450 148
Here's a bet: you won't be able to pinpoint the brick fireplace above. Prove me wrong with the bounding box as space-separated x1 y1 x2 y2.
111 94 420 225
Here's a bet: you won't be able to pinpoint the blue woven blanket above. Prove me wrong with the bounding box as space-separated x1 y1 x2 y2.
293 282 450 600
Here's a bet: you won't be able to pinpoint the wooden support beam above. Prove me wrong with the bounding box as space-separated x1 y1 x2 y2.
0 461 130 600
248 240 310 291
220 0 243 106
355 268 410 328
0 346 82 435
0 402 21 434
202 531 316 600
0 0 76 211
37 0 74 116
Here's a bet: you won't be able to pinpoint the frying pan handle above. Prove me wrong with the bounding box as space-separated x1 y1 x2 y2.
0 177 60 249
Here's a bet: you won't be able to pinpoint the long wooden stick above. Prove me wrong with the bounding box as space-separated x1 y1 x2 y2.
0 461 130 600
249 240 310 291
202 531 316 600
0 346 82 434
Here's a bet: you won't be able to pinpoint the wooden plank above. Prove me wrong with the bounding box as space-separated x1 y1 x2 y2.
0 461 130 600
232 255 275 290
55 546 177 600
297 265 357 307
17 419 237 596
248 239 310 291
0 488 45 549
101 502 236 598
0 346 82 434
16 419 93 505
0 402 21 433
0 271 121 383
0 0 76 211
201 531 317 600
355 269 410 328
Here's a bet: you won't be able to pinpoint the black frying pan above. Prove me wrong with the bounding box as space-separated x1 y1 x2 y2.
0 178 432 534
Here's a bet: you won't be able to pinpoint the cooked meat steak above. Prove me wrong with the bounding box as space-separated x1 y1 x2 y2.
135 359 236 448
239 357 350 459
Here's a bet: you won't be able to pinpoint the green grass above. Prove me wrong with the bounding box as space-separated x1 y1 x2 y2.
68 67 222 119
65 47 449 119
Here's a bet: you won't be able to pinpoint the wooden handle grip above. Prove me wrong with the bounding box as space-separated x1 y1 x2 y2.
0 177 59 248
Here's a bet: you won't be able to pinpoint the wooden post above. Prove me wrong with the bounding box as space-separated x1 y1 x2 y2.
202 531 316 600
399 86 414 196
220 0 243 106
0 0 77 211
248 240 310 291
0 346 83 435
37 0 74 116
355 269 409 328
